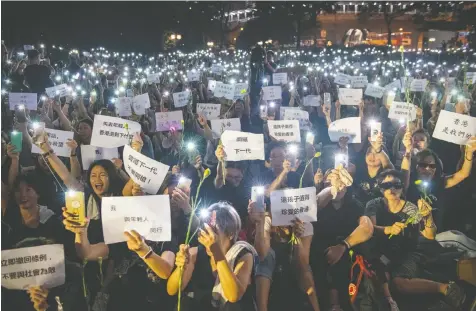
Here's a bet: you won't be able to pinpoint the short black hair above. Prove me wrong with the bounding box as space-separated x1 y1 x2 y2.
266 141 288 160
224 161 244 171
27 49 40 60
13 172 42 196
77 118 93 130
412 129 431 143
377 169 403 185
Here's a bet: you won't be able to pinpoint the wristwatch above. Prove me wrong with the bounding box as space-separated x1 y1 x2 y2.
338 239 351 250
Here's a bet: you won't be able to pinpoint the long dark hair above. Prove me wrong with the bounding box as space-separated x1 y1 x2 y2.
86 160 124 205
412 149 445 192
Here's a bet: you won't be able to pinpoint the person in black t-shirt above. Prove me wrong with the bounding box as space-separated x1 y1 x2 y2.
264 51 277 85
23 49 54 94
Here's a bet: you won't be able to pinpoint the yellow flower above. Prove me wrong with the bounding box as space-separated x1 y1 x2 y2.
415 180 422 185
181 119 184 125
399 45 404 53
124 123 129 130
314 152 321 158
203 168 211 179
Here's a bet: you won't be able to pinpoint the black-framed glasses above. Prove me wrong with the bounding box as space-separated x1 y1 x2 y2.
417 163 436 170
379 181 404 190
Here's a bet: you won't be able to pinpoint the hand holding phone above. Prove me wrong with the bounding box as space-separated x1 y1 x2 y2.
251 186 265 212
65 191 85 224
370 121 382 142
10 131 22 153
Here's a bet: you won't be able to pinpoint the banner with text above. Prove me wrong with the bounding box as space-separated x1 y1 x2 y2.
328 117 362 144
433 110 476 145
338 88 362 105
32 129 74 157
210 118 241 138
221 131 265 161
270 187 317 226
268 120 301 143
197 103 221 120
155 111 183 132
90 115 141 148
263 86 282 101
9 93 37 111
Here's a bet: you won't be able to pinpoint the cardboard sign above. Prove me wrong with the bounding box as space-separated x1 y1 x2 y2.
338 88 362 105
283 109 311 131
210 118 241 139
172 90 191 108
262 86 282 101
273 73 288 85
132 93 150 115
433 110 476 145
214 83 235 100
351 76 368 88
268 120 301 143
384 79 402 91
187 70 200 82
90 115 141 148
1 244 65 290
155 111 184 132
328 117 362 144
123 145 169 194
197 103 221 120
221 130 265 161
233 83 248 100
102 195 171 244
270 187 317 226
303 95 321 107
147 73 161 84
9 93 37 111
116 97 132 117
31 129 74 157
80 145 119 170
410 79 428 92
45 84 69 98
364 84 385 98
388 102 417 121
334 73 352 86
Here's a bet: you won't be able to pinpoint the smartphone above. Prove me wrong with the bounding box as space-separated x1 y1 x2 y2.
324 93 331 106
334 153 348 169
187 149 200 165
370 122 382 142
32 122 46 145
10 131 22 153
251 186 265 212
260 105 268 119
65 191 85 223
177 177 192 192
306 132 315 146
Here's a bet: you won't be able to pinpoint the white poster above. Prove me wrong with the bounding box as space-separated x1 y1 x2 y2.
328 117 362 144
208 79 218 92
385 79 402 91
273 73 288 85
221 131 265 161
364 84 385 98
155 111 184 132
147 73 161 84
233 83 248 100
9 93 37 111
283 109 311 131
187 70 200 82
338 88 362 105
410 79 428 92
80 145 119 170
214 83 235 100
268 120 301 143
210 118 241 138
211 64 224 74
24 45 35 51
90 115 141 148
45 84 69 98
279 106 301 120
197 103 221 120
334 73 352 86
116 97 133 117
126 89 134 98
432 110 476 145
388 102 417 121
102 195 171 244
262 86 282 101
123 145 169 194
132 93 151 115
31 129 74 157
351 76 368 88
172 90 191 108
303 95 321 107
1 244 65 290
270 187 317 226
464 72 476 85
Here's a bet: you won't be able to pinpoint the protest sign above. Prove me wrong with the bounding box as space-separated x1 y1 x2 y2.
328 117 362 144
364 84 385 98
126 89 134 97
208 79 217 92
187 70 200 82
210 118 241 138
464 72 476 85
388 102 417 121
270 187 317 226
268 120 301 143
1 244 65 290
262 86 282 101
214 83 235 100
90 115 141 148
147 73 161 84
273 73 288 85
384 79 402 91
233 83 248 100
351 76 368 88
155 111 183 132
279 106 301 120
123 145 169 194
303 95 321 107
410 79 428 92
116 97 132 117
197 103 221 120
334 73 352 85
132 93 150 115
45 84 69 98
102 195 171 244
31 129 74 157
23 45 35 51
221 130 265 161
172 90 191 108
338 88 362 105
432 110 476 145
80 145 119 170
211 64 224 74
283 109 311 131
9 93 37 110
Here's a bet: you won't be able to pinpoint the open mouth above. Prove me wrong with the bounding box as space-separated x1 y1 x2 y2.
94 183 104 192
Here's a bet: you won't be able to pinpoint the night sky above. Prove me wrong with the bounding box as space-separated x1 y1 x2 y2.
2 1 190 52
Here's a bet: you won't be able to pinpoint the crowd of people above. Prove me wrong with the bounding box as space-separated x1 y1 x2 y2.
1 40 476 311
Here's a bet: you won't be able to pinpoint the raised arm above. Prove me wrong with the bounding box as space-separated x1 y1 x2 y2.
6 144 20 193
75 96 93 121
63 216 109 261
66 139 81 180
248 202 271 261
400 129 412 191
51 99 73 131
444 137 475 189
214 145 226 189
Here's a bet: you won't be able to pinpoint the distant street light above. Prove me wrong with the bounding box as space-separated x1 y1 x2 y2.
207 41 214 47
176 34 182 40
170 34 176 40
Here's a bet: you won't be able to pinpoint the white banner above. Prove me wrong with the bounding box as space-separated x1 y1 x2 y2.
221 131 265 161
283 109 311 131
270 187 317 226
147 73 161 84
233 83 248 100
197 103 221 120
303 95 321 107
123 145 169 194
328 117 362 144
388 102 417 121
351 76 368 88
214 83 235 100
273 73 288 85
334 73 352 86
410 79 428 92
45 84 69 98
155 111 183 132
433 110 476 145
9 93 37 111
1 244 65 290
210 118 241 139
268 120 301 143
187 70 200 82
338 88 362 105
31 129 74 157
132 93 151 115
262 86 282 101
172 90 191 108
80 145 119 170
364 84 385 98
90 115 141 148
102 195 171 244
116 97 132 117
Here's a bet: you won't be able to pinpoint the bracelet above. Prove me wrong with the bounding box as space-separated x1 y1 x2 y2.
465 153 473 162
70 153 77 157
140 246 153 259
340 239 351 250
42 149 54 158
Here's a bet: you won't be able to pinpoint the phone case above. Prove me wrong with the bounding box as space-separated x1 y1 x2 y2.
10 132 22 153
251 187 265 212
65 191 85 223
177 177 192 191
370 122 382 142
